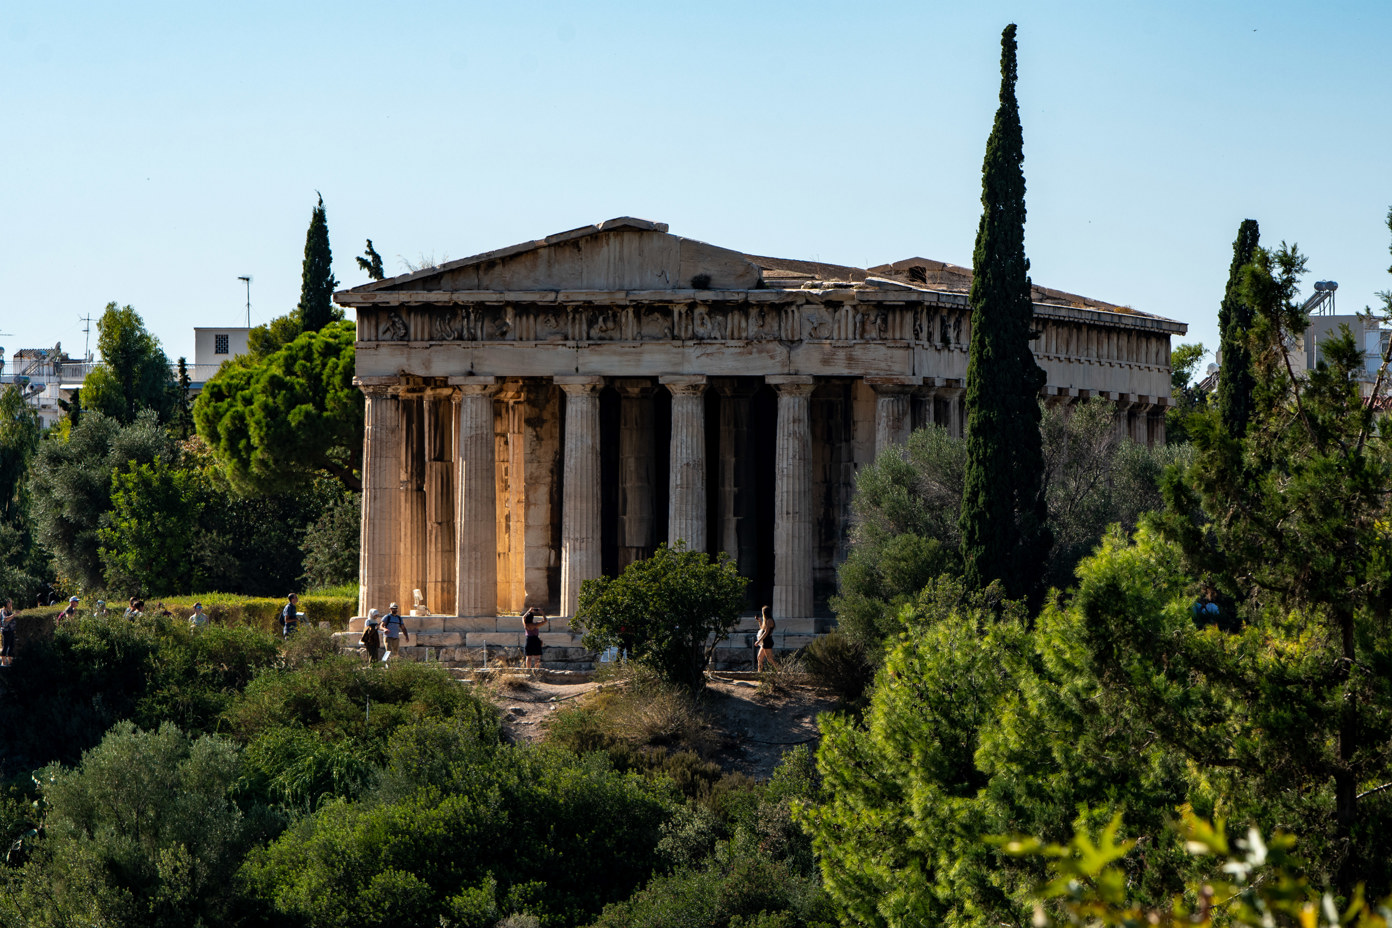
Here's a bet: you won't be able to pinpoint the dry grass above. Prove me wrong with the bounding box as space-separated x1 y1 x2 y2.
544 665 717 757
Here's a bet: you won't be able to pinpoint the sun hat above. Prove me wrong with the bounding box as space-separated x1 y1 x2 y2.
68 596 79 603
389 602 398 611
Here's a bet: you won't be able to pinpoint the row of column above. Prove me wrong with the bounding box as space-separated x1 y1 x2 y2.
359 373 967 622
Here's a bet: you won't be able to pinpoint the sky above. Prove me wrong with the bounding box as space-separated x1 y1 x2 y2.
4 0 1390 372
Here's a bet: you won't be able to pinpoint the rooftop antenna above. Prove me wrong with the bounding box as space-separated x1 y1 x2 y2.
238 275 252 326
79 314 95 360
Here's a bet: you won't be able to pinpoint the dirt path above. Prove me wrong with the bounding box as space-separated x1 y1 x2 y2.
480 672 841 780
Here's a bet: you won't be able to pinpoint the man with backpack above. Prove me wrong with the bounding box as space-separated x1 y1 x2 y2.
381 602 409 658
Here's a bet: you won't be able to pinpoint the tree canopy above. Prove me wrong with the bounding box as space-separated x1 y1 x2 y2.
194 319 363 494
1215 218 1261 438
80 303 177 424
959 23 1050 603
297 192 339 333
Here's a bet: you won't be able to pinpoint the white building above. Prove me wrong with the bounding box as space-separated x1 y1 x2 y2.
0 344 93 430
191 326 250 385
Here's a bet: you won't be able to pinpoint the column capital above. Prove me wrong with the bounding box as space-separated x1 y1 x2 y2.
767 374 815 396
425 385 457 401
555 375 605 395
355 375 401 397
449 376 500 399
659 374 708 395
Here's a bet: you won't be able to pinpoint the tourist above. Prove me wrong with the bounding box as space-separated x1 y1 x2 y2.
123 596 139 620
360 609 383 664
382 602 409 658
756 605 777 672
92 600 109 617
57 596 79 624
281 593 301 638
522 607 548 669
0 599 16 667
188 602 207 629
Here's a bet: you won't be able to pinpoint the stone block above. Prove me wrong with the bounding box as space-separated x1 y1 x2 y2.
539 632 581 647
777 634 818 649
774 617 818 635
444 616 504 633
420 632 464 647
468 632 522 647
409 616 446 634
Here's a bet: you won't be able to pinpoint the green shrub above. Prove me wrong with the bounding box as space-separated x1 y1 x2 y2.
798 630 874 708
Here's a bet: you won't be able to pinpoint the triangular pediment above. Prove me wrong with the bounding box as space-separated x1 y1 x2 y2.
338 218 762 297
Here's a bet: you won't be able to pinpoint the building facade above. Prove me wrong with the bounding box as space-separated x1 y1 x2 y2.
337 218 1186 627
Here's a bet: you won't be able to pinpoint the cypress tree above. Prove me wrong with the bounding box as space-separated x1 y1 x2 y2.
297 193 338 332
958 24 1051 602
1215 218 1260 437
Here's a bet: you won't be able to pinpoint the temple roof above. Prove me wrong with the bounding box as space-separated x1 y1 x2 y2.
337 217 1159 322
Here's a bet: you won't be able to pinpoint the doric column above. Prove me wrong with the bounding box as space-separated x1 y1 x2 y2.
866 376 918 456
558 376 604 618
424 387 456 612
397 387 427 613
615 379 656 570
1130 401 1153 445
936 381 965 437
715 380 758 581
356 379 402 618
768 376 815 620
661 375 708 553
451 377 499 618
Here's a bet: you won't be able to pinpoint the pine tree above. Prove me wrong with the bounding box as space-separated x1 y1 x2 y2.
1215 219 1260 436
958 24 1050 602
297 193 338 332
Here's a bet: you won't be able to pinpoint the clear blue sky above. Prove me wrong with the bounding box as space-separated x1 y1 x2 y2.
4 0 1390 371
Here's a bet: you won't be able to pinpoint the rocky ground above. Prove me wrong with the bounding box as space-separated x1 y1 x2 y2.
477 671 841 780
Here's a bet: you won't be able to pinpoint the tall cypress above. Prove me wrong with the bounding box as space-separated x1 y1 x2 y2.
958 24 1051 603
1216 219 1260 437
297 193 338 332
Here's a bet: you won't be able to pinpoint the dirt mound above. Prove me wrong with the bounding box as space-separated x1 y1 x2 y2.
482 672 841 780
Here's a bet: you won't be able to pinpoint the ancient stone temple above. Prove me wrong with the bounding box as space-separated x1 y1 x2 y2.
336 217 1184 660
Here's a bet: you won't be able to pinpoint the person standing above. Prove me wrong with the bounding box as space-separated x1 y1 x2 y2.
281 593 301 638
755 605 777 672
0 599 16 667
381 602 409 658
522 607 548 669
188 602 208 629
57 596 79 624
360 609 383 664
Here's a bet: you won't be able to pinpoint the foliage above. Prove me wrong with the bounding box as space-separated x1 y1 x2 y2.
0 722 255 928
574 544 748 690
1001 814 1392 928
0 385 47 602
1158 235 1392 894
959 23 1050 604
300 490 361 588
297 193 341 333
591 746 832 928
803 551 1210 928
797 630 874 708
240 741 678 928
98 456 207 595
833 402 1181 658
194 319 363 493
1215 218 1262 439
29 410 176 590
79 302 177 424
1165 341 1208 444
357 238 385 280
0 613 284 776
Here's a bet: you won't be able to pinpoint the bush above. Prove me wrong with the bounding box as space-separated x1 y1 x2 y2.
799 630 874 708
574 544 748 690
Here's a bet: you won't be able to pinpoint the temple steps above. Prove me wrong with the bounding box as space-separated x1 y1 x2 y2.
334 613 837 671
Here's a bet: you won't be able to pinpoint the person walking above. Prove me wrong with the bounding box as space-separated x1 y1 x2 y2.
0 599 16 667
381 602 409 660
281 593 301 638
57 596 79 625
188 602 208 629
755 605 778 672
360 609 383 664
